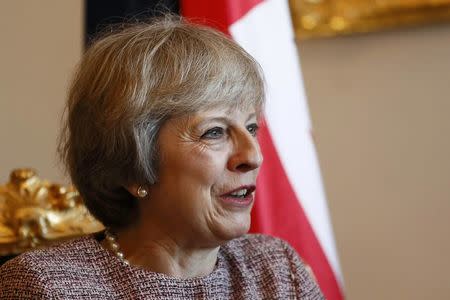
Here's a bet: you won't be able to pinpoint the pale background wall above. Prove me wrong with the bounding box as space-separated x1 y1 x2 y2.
0 0 82 184
298 24 450 299
1 1 449 299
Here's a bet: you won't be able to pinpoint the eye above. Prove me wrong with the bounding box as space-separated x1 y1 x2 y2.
246 123 259 137
201 127 225 139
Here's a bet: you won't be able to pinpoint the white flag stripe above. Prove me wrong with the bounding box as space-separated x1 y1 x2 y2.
229 0 343 284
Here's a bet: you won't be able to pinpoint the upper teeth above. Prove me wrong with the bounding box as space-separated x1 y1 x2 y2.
230 189 247 196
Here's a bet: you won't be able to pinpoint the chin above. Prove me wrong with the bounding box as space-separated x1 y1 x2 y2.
213 213 251 243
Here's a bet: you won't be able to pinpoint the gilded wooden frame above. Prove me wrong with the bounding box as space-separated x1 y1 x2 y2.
290 0 450 39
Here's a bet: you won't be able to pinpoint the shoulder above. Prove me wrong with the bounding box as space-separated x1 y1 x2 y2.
222 233 295 259
0 235 100 298
0 251 50 298
3 235 99 271
221 234 299 278
220 234 293 280
221 234 324 299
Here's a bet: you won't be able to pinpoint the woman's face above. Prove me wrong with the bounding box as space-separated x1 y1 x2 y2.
144 105 262 247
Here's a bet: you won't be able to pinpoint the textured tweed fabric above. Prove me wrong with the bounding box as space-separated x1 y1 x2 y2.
0 234 324 299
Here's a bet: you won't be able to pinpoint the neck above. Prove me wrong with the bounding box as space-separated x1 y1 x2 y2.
106 223 220 279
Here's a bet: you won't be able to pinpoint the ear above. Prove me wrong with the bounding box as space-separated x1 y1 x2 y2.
124 184 141 198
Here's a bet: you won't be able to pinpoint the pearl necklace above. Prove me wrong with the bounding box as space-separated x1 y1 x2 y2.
104 229 129 265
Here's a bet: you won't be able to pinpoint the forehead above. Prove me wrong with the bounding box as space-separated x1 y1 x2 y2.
190 104 259 122
163 105 259 132
202 100 262 117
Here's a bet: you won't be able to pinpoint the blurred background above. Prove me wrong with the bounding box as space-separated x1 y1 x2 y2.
1 1 449 299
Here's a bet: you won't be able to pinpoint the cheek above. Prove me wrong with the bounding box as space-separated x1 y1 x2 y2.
161 152 227 217
185 151 227 187
161 144 227 189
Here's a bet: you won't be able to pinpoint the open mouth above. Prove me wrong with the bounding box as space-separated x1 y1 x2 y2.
220 186 256 206
227 188 253 198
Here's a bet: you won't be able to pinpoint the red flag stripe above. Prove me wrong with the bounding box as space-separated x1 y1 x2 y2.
255 122 343 300
181 0 263 34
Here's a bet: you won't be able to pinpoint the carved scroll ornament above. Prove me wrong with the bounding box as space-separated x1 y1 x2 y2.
0 169 104 256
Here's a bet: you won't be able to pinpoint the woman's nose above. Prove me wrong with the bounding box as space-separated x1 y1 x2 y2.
227 131 263 173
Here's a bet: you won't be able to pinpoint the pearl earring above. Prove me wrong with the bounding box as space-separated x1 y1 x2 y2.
137 186 148 198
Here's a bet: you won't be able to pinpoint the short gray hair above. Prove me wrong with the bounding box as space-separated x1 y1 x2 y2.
58 16 265 229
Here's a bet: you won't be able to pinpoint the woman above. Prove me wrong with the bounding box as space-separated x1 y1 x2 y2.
0 18 324 299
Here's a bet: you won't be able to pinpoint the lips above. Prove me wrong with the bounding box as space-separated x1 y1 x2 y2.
219 185 256 208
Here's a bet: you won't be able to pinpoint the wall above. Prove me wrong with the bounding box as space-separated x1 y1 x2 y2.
298 24 450 299
1 2 449 299
0 0 83 183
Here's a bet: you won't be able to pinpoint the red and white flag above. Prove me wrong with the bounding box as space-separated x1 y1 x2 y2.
181 1 344 299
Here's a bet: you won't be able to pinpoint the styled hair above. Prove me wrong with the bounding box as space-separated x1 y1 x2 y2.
58 16 265 229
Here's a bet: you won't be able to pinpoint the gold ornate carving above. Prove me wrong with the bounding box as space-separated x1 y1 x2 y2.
0 169 104 256
290 0 450 39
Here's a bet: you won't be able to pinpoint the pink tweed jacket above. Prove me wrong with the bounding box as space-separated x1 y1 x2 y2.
0 234 324 299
